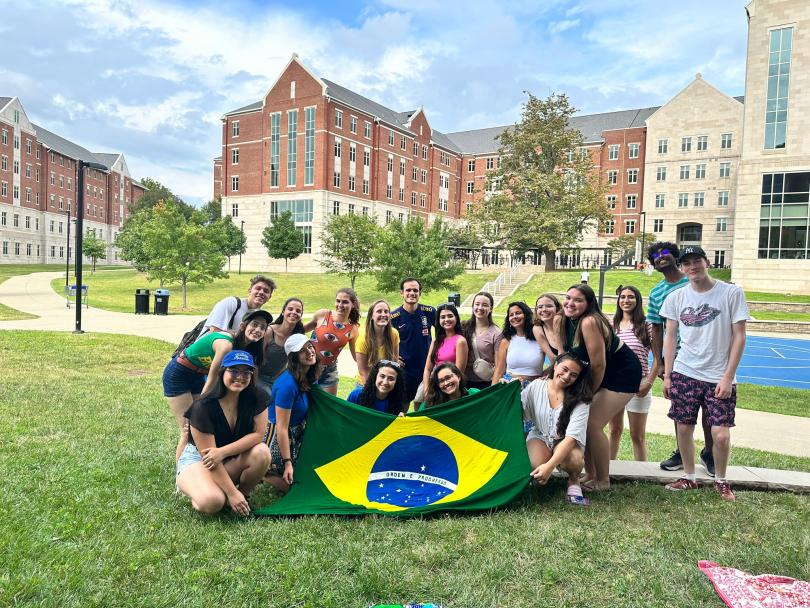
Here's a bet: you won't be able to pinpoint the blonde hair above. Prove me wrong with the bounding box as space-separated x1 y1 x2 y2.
364 299 396 367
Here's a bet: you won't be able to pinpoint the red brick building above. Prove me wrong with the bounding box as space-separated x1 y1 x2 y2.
215 55 664 270
0 96 145 264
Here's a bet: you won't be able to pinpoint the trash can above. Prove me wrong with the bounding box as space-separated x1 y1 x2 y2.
448 292 461 307
154 288 170 315
135 289 150 314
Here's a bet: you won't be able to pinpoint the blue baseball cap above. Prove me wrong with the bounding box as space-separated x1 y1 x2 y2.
221 350 256 368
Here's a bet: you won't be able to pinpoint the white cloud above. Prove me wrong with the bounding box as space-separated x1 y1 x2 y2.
549 19 580 35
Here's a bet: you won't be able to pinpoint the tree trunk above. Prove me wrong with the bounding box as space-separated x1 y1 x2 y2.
351 274 356 289
284 258 288 273
182 277 187 309
544 249 557 272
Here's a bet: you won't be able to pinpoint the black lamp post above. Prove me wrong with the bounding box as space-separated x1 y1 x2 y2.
65 208 71 289
238 220 245 275
74 159 107 334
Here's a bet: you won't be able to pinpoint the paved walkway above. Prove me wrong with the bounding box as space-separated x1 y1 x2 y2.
2 271 809 462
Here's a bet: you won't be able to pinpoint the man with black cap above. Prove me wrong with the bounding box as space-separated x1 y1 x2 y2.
660 246 749 501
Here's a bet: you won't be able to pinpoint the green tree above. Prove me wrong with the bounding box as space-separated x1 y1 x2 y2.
372 217 464 293
261 210 305 273
319 212 380 289
447 224 485 270
607 232 656 264
115 209 153 273
82 232 107 274
468 92 610 271
129 177 194 216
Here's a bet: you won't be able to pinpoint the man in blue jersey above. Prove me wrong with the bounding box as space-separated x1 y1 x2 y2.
646 241 714 476
391 277 436 406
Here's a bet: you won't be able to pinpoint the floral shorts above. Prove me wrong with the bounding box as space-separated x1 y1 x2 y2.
667 372 736 428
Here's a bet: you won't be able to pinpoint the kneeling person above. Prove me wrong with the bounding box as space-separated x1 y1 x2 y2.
522 352 593 506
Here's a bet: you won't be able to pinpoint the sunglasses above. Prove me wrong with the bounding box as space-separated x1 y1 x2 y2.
559 351 590 367
651 249 672 261
379 359 401 369
225 368 254 379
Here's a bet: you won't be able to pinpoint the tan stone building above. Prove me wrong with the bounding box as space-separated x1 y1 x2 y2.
643 76 743 268
732 0 810 293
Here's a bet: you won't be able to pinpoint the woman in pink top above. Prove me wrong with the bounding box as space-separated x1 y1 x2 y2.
423 303 468 390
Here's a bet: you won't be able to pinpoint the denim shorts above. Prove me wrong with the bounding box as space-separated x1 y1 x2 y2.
162 357 207 397
176 443 202 477
316 362 340 388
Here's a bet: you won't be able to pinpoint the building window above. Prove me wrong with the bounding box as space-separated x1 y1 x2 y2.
439 198 448 212
13 213 19 227
606 195 616 209
605 220 614 235
231 176 239 192
678 193 688 208
714 250 726 267
400 160 406 176
421 170 427 184
420 194 426 208
304 107 315 185
66 177 71 190
348 176 355 192
607 170 618 186
350 116 357 133
269 199 314 223
694 192 705 207
655 194 665 208
653 219 664 232
300 226 312 254
764 27 793 150
231 148 239 165
759 172 809 258
334 172 341 188
349 144 356 163
385 210 393 224
681 137 691 152
332 200 340 215
656 167 667 181
387 155 393 172
0 129 5 145
364 121 371 138
400 135 406 151
411 141 418 156
411 192 417 206
695 164 706 179
679 165 690 180
627 169 638 184
287 110 298 186
467 181 474 194
232 121 240 137
388 130 394 146
608 145 619 161
348 203 355 214
657 139 668 154
720 162 731 178
231 203 238 217
716 217 728 232
468 159 475 172
270 112 281 187
334 139 342 159
0 156 6 171
486 157 494 170
15 242 20 255
25 164 31 178
422 145 428 160
718 191 729 207
626 194 637 209
399 188 405 202
335 109 343 128
625 219 636 234
364 149 370 167
697 135 708 151
386 184 392 198
721 133 732 149
628 143 639 159
362 179 369 195
412 167 418 182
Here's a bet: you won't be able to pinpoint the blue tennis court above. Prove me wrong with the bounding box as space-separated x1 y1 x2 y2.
738 335 810 389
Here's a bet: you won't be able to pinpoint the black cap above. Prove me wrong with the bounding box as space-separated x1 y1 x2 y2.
677 246 708 263
243 309 273 324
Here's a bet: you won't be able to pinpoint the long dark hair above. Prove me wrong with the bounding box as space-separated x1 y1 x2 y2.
196 362 262 407
612 285 650 348
423 362 469 408
462 291 495 346
355 361 407 415
558 283 613 353
502 301 535 340
287 349 318 393
231 322 265 369
534 293 561 327
432 303 463 364
550 352 593 446
336 288 361 325
271 297 305 334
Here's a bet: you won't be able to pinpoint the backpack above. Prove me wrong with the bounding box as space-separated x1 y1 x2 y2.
172 296 242 359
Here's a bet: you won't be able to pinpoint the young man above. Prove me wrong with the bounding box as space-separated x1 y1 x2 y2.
646 242 715 475
661 246 748 501
390 277 436 405
202 275 276 334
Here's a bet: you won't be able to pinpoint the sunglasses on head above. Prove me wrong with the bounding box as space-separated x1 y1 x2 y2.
378 359 401 369
559 351 589 367
651 249 672 261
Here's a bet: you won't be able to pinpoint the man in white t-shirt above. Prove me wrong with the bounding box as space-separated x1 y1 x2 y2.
201 274 276 334
660 246 749 501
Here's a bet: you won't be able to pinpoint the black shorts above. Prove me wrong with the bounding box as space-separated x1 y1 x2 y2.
601 343 642 394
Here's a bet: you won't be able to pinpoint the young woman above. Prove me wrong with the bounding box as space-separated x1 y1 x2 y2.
175 350 271 517
608 286 658 461
305 288 360 395
555 283 642 491
258 298 305 397
422 303 468 391
492 301 543 387
355 300 400 386
420 362 479 410
347 360 408 416
522 352 594 506
534 293 562 364
264 334 319 493
462 291 503 390
163 310 271 461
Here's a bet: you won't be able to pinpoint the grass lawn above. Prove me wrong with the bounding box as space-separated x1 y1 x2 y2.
49 270 498 316
750 310 810 322
0 264 70 320
1 331 808 607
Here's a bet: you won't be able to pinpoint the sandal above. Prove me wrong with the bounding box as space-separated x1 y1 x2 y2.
565 494 590 506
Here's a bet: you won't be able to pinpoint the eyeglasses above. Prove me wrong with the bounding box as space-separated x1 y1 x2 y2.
438 375 458 386
651 249 672 261
379 359 401 369
226 368 254 379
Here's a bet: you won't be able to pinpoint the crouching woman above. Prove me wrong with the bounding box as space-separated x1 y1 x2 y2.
522 352 593 506
175 350 270 517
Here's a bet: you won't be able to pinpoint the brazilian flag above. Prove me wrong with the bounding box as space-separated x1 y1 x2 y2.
255 382 531 516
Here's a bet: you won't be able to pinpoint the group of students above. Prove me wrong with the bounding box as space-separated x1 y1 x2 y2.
162 240 749 516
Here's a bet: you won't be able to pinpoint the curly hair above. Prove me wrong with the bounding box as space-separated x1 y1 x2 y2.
422 362 469 409
646 241 680 265
501 301 536 340
354 360 407 415
550 352 593 446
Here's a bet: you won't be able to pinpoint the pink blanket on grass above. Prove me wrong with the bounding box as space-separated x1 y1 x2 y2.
699 561 810 607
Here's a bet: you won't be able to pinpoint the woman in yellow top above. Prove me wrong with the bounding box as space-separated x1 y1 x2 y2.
355 299 400 386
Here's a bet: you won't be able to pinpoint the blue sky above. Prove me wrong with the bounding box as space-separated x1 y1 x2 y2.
1 0 749 204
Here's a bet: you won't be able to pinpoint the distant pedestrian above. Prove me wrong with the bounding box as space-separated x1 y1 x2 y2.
580 270 590 284
305 288 360 396
201 275 276 334
662 246 749 501
391 278 436 405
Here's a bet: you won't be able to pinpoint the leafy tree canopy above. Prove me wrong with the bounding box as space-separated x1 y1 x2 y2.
319 212 380 289
261 210 305 273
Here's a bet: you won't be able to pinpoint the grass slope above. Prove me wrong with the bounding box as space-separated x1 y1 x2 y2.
1 331 808 607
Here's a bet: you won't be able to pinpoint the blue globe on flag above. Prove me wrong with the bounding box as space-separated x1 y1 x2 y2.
366 436 459 508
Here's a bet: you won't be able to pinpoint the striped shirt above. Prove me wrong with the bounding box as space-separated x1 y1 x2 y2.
617 323 653 377
646 277 688 325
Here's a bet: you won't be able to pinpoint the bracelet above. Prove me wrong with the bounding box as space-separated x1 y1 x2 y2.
282 458 292 464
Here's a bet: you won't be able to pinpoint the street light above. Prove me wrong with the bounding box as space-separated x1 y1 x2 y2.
238 220 245 275
65 208 71 289
74 159 107 334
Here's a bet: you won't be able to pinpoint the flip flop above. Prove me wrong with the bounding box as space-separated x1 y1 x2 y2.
565 494 590 506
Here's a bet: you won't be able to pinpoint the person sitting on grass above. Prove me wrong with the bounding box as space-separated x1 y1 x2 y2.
163 309 271 462
175 350 271 517
419 362 479 411
347 360 408 416
264 334 319 493
522 352 594 506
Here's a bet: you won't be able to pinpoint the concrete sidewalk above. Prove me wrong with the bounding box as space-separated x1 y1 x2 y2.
2 270 809 459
